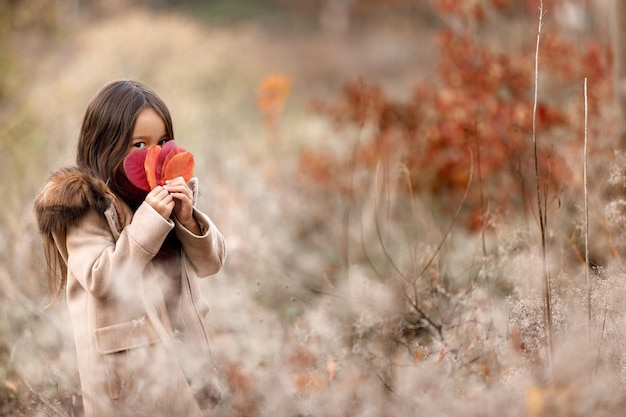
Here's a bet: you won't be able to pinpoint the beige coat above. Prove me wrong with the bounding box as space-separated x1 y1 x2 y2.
34 168 226 417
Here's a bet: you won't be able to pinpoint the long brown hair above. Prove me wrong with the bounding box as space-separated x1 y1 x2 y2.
41 80 174 304
77 79 175 190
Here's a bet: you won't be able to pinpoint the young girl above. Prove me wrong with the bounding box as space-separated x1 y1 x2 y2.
34 80 226 416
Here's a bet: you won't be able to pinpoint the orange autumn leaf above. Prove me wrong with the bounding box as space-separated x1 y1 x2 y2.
161 145 185 175
162 151 195 184
144 145 161 190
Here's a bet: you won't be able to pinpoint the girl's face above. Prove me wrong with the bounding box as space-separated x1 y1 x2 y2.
127 107 170 155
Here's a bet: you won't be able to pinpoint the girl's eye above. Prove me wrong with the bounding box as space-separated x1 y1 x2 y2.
132 142 146 149
158 138 170 146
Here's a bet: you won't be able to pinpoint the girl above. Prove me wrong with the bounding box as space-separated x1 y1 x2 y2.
34 80 226 416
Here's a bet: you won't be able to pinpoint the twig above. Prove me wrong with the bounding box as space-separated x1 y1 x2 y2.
411 147 474 287
404 291 444 341
19 374 69 417
601 219 622 263
594 301 609 378
399 149 474 342
365 160 445 338
397 164 421 278
584 77 591 334
374 370 415 409
342 78 368 273
374 161 410 284
566 230 586 266
532 0 553 367
472 123 487 256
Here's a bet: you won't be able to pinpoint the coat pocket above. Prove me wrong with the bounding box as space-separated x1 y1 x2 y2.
95 318 161 401
95 317 160 354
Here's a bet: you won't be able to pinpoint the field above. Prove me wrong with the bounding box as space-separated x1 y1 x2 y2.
1 1 626 416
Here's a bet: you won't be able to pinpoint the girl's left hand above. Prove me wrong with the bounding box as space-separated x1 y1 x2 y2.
164 177 201 235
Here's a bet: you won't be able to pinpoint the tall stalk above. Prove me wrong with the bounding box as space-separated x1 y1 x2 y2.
584 77 591 333
532 0 553 366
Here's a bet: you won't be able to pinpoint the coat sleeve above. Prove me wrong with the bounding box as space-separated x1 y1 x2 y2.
174 208 226 278
66 203 174 299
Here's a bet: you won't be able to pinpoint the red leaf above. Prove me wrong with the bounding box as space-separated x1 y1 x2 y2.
123 149 150 191
155 140 177 184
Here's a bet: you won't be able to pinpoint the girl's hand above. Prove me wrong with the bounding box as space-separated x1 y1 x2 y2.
145 186 175 220
164 177 201 234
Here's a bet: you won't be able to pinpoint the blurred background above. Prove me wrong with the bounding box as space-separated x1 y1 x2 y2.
1 0 625 416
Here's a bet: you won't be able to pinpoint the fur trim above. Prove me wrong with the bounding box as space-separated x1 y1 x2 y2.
34 167 113 235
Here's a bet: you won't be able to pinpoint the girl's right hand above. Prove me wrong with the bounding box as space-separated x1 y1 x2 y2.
145 186 175 219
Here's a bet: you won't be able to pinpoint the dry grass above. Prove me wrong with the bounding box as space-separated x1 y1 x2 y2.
2 4 626 416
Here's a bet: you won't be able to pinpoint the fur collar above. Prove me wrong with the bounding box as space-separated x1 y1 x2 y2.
34 167 114 235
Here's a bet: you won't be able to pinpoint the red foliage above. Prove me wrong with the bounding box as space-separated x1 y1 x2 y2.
299 5 612 230
123 140 195 191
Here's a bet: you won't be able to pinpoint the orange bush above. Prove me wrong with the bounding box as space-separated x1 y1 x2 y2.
299 4 612 230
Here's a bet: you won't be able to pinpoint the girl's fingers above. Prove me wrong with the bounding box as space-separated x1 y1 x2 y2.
164 176 187 189
145 186 175 219
164 178 192 201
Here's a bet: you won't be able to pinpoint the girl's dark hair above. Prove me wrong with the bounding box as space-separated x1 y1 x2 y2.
76 80 174 192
